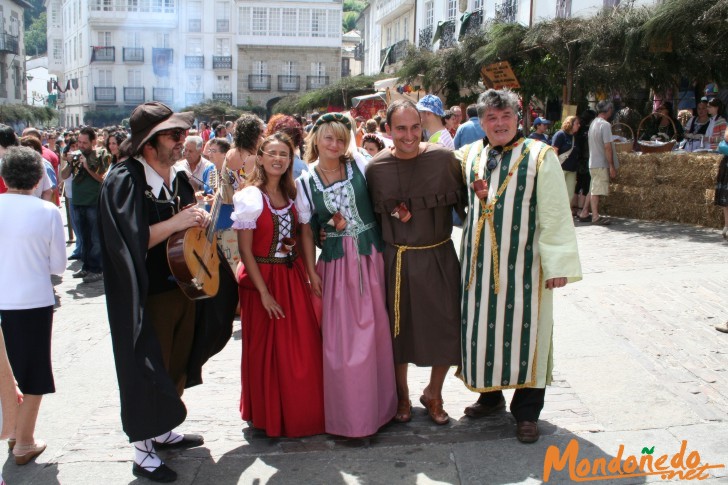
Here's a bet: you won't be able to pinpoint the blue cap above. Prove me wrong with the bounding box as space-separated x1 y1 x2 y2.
533 117 551 126
416 94 445 117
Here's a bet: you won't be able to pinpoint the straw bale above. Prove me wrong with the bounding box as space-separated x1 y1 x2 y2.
606 157 723 228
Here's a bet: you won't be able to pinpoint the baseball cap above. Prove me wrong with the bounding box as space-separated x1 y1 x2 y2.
533 117 551 126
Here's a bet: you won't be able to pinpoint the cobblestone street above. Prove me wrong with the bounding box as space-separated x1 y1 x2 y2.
3 213 727 484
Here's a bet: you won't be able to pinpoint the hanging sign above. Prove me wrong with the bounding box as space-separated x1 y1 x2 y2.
480 61 520 89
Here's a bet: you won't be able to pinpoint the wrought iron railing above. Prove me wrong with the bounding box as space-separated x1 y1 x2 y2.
185 92 204 105
212 92 233 104
216 19 229 32
419 26 433 50
93 46 115 62
278 75 300 92
153 87 174 103
0 33 19 54
439 21 457 49
495 0 517 23
185 55 204 69
248 74 271 91
123 47 144 62
123 87 145 102
306 75 329 90
94 87 116 102
212 56 232 69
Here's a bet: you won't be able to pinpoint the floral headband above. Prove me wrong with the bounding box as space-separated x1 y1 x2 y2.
312 113 352 133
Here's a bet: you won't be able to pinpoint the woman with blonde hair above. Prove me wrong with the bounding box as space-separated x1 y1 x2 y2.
296 113 396 437
551 115 581 208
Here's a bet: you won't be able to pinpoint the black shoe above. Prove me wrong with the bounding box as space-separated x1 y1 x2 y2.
69 253 81 260
516 420 540 443
72 269 88 278
463 396 506 418
132 462 177 482
154 434 204 450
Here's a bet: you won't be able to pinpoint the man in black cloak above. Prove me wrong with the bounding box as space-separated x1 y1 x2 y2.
99 102 237 482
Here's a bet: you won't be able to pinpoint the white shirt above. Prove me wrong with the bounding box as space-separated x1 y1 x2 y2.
139 155 181 200
174 157 213 191
0 194 67 309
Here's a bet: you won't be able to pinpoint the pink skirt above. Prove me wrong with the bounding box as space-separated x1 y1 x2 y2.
317 238 397 437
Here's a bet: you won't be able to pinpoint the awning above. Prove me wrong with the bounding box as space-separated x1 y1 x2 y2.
458 12 473 40
351 92 387 108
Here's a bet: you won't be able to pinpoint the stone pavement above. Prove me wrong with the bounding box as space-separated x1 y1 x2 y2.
2 212 727 484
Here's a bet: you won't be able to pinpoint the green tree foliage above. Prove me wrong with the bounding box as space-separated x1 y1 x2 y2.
25 12 47 56
273 74 386 114
342 0 366 31
0 104 56 126
83 108 134 127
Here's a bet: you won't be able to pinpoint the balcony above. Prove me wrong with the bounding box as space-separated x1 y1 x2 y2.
153 88 174 103
216 19 229 32
0 33 19 55
375 0 415 23
495 0 518 23
306 75 329 90
461 9 484 39
185 55 204 69
438 21 457 49
248 74 271 91
123 87 145 103
92 46 115 62
277 75 300 92
185 92 204 105
188 19 201 32
212 92 233 104
212 56 232 70
94 87 116 102
123 47 144 62
353 42 364 61
341 68 351 77
419 26 433 50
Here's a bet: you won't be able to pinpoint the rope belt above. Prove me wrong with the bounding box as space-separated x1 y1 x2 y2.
391 237 451 337
466 148 529 293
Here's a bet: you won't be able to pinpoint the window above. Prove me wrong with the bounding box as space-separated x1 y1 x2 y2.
9 14 18 36
50 4 60 27
252 8 266 35
98 69 113 87
298 9 310 34
268 8 280 36
253 60 267 75
127 32 141 47
394 20 400 42
156 33 170 48
128 69 142 86
403 17 409 42
216 2 230 32
386 26 391 47
474 0 484 10
98 32 112 46
447 0 457 19
78 33 83 60
215 38 230 56
311 62 325 76
282 8 296 36
425 1 434 27
188 74 202 92
53 40 62 61
238 7 250 34
215 75 230 92
127 0 138 12
189 1 202 31
312 9 326 37
187 38 202 55
102 0 112 11
328 10 340 38
72 37 77 60
283 61 296 76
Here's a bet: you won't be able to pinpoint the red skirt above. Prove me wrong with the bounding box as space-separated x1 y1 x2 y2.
238 257 325 437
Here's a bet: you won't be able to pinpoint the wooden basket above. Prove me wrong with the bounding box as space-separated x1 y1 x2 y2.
636 112 677 153
611 122 634 153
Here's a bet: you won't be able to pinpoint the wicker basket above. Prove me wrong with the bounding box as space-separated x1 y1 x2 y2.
636 112 677 153
611 122 634 153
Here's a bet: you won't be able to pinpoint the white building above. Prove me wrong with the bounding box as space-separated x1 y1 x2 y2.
46 0 342 127
361 0 661 77
0 0 28 105
26 54 50 106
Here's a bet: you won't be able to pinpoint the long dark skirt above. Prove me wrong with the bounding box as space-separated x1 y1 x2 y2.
715 156 728 207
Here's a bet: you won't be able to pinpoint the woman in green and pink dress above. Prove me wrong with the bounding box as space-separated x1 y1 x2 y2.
296 113 396 438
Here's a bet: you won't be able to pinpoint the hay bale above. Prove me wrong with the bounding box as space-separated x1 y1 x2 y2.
605 152 723 228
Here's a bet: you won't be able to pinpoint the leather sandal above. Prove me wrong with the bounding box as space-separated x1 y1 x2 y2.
13 440 46 465
7 438 15 452
419 395 449 425
393 398 412 423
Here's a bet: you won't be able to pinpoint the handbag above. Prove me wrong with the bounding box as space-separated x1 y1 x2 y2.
718 140 728 156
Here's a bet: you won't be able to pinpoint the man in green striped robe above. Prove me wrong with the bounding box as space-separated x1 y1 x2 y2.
455 89 582 443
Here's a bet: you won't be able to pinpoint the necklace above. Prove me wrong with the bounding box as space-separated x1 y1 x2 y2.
318 163 340 173
5 189 29 195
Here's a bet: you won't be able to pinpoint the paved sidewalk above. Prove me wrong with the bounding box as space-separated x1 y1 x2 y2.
2 215 727 484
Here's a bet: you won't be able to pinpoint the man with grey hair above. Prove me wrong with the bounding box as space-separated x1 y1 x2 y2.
577 100 615 225
456 89 582 443
175 135 213 192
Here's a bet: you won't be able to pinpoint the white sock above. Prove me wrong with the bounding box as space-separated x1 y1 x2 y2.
133 439 162 471
153 430 183 445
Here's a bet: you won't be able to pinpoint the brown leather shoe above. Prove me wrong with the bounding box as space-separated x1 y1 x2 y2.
419 395 449 425
516 421 540 443
393 398 412 423
463 396 506 418
13 440 46 465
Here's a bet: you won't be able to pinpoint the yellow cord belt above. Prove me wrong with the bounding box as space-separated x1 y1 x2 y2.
392 238 451 338
465 147 530 293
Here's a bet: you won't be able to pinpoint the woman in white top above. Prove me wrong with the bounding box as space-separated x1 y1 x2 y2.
0 147 67 466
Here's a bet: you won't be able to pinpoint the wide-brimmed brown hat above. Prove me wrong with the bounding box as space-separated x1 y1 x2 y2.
120 102 194 155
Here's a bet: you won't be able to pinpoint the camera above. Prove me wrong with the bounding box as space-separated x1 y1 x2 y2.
70 150 83 171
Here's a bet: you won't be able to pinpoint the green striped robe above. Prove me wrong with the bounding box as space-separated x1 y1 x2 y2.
456 138 582 391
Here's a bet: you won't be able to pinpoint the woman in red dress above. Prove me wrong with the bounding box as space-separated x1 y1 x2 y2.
232 133 324 437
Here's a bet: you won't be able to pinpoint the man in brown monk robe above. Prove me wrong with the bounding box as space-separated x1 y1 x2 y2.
365 99 466 425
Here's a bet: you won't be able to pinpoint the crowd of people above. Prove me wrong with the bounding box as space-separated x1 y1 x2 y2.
0 84 726 483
